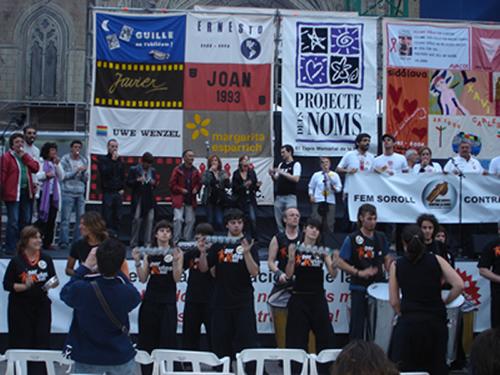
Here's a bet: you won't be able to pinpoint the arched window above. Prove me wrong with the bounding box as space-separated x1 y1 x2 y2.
24 12 66 100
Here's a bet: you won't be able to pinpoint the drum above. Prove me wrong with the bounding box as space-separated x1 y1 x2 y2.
367 283 465 363
443 291 465 364
367 283 395 352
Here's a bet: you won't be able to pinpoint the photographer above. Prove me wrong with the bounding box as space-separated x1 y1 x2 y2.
61 238 140 375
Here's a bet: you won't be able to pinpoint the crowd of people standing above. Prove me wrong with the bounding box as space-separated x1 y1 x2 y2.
0 126 499 375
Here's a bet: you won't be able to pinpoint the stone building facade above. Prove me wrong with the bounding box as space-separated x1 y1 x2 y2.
0 0 418 131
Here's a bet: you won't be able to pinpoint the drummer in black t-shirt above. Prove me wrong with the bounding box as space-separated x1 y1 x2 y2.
267 207 300 348
389 225 463 375
182 223 215 351
198 208 260 362
3 226 58 375
285 217 338 353
337 203 392 340
132 220 183 374
478 224 500 329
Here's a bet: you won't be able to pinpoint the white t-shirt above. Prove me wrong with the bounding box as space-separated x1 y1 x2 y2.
308 170 342 205
488 156 500 176
337 150 374 172
412 162 443 174
373 153 409 174
444 156 483 174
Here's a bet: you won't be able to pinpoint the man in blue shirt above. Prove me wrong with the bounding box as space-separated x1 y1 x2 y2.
336 203 392 340
61 238 140 375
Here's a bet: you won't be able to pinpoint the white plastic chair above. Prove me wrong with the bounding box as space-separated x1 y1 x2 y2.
236 348 309 375
135 349 154 366
308 349 342 375
151 349 231 374
5 349 73 375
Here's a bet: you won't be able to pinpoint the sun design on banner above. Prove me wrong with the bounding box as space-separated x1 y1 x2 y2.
457 269 481 306
296 22 364 89
186 114 211 140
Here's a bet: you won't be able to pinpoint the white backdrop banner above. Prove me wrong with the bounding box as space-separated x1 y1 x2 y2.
185 13 275 64
386 22 471 70
347 173 500 223
0 260 350 334
281 17 378 156
89 107 183 157
0 260 490 335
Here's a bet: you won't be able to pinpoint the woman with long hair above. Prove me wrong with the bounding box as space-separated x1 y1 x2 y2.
285 217 337 354
36 142 64 249
417 214 454 266
231 155 261 239
201 154 230 231
132 220 183 375
65 211 108 276
3 226 58 374
389 225 464 375
413 147 443 173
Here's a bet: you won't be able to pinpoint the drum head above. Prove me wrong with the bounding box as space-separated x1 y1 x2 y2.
367 282 390 301
442 291 465 308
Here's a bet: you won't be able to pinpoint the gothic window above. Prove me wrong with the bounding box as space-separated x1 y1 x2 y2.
26 15 63 100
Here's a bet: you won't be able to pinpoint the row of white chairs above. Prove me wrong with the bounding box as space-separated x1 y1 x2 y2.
0 348 429 375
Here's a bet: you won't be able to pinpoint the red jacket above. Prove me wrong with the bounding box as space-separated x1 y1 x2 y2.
1 151 39 202
168 164 201 209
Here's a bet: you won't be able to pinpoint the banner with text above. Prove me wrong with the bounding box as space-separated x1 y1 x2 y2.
0 260 490 334
0 260 350 334
383 20 500 158
89 11 274 204
281 17 378 156
347 173 500 223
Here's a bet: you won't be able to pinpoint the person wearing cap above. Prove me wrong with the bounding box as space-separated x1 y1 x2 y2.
127 152 159 248
59 140 88 249
1 133 40 255
444 140 484 174
373 134 409 175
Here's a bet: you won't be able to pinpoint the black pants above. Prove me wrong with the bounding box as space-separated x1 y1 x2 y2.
390 314 448 375
102 191 122 233
8 296 51 375
211 304 258 359
285 293 335 353
182 301 212 351
36 195 58 249
492 289 500 329
138 300 177 375
349 289 369 340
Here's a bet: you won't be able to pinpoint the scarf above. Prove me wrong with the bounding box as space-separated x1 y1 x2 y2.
39 160 59 222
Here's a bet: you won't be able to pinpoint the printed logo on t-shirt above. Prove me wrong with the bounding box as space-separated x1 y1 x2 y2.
356 245 382 259
149 260 173 275
21 270 49 283
188 258 200 270
295 253 323 268
494 246 500 257
217 247 244 263
279 246 287 259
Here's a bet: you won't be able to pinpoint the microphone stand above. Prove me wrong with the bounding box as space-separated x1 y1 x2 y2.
451 158 465 258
